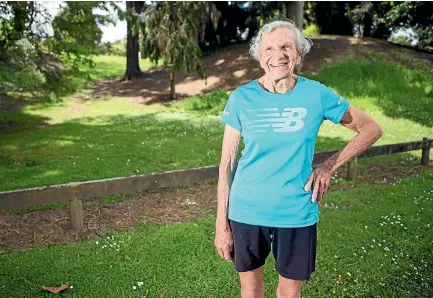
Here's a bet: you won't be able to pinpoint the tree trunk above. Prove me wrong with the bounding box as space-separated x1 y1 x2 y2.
123 1 142 80
285 1 305 73
285 1 304 29
363 12 372 37
170 68 175 100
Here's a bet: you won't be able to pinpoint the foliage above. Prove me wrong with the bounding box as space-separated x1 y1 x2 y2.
141 2 204 76
46 1 116 71
385 1 433 47
308 1 433 46
0 38 46 92
0 1 119 97
303 24 320 38
310 2 353 36
99 39 127 56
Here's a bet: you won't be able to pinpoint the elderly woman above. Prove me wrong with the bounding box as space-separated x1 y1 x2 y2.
215 19 382 298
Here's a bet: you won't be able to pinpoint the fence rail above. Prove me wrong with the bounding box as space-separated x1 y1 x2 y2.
0 137 431 230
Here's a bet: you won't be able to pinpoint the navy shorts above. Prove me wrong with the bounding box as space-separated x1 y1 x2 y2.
229 220 317 281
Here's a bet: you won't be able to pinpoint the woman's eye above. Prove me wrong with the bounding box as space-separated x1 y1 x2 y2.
265 47 271 52
283 45 292 50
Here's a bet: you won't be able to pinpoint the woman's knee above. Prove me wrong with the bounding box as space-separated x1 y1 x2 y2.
276 276 302 298
239 267 265 298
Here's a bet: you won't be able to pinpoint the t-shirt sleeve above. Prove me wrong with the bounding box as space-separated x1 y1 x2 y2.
220 91 242 132
320 84 350 124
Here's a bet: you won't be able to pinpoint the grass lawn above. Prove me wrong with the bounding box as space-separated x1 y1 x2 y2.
1 168 432 297
1 55 432 191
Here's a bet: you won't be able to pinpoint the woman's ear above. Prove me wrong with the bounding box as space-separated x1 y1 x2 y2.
296 54 302 65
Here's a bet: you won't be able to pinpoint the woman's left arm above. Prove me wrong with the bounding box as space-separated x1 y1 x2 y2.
305 105 383 202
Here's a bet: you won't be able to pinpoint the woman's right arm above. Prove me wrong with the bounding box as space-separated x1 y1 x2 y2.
215 125 241 261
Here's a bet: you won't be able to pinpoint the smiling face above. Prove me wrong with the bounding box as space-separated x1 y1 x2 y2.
259 26 301 81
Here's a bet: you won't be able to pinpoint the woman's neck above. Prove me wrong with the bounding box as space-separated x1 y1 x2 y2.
259 74 298 94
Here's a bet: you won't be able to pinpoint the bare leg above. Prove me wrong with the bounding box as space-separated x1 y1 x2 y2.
239 266 265 298
276 275 303 298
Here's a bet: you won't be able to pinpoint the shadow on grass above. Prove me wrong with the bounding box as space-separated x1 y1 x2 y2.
0 109 51 133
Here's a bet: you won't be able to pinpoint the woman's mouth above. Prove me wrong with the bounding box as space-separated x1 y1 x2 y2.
270 62 289 68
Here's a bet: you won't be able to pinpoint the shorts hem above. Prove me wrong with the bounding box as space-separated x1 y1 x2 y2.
235 262 266 273
277 269 315 281
228 215 319 228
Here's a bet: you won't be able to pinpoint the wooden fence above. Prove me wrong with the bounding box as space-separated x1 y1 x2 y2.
0 137 431 230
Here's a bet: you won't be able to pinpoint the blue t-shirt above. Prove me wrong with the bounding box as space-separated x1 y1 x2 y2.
220 76 350 228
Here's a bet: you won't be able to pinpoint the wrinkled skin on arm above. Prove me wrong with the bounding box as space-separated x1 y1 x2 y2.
215 125 241 262
304 105 383 202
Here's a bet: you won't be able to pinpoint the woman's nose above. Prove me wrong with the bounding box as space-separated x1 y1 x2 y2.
273 47 286 59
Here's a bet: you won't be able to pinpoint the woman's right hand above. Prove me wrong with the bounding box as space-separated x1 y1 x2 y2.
214 220 234 262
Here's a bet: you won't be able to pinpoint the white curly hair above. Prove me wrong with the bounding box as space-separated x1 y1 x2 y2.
249 19 313 61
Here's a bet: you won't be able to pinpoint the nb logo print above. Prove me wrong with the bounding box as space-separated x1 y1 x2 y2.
247 107 307 133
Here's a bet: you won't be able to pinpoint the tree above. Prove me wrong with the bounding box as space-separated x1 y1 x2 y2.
141 1 205 99
285 1 305 29
0 1 118 98
123 1 145 80
311 2 353 36
385 1 433 47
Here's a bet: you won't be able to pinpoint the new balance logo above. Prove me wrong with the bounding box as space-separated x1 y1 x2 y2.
247 107 307 133
337 97 343 105
223 110 229 116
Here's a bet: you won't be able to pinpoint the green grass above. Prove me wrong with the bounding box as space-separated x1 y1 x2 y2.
0 55 432 191
1 169 432 297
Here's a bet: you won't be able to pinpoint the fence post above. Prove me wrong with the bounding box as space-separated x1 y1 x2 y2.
70 197 84 230
347 157 358 181
421 137 430 167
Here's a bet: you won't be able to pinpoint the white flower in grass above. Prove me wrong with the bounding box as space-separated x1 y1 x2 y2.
96 241 99 245
133 286 137 290
70 286 73 289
